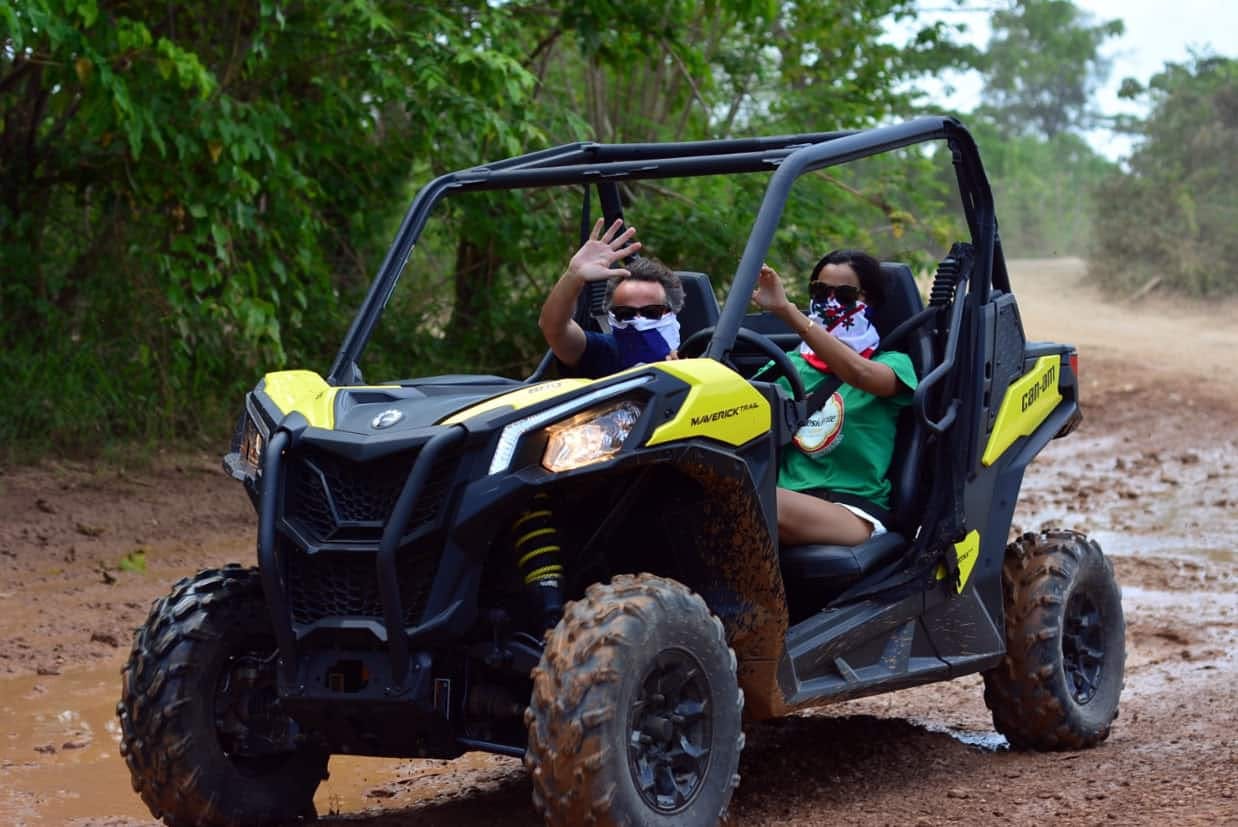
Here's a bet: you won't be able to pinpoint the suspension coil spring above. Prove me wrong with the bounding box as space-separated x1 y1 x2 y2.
930 242 971 308
511 493 564 629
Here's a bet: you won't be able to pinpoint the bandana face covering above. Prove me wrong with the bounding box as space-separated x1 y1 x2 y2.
609 311 680 369
800 298 878 372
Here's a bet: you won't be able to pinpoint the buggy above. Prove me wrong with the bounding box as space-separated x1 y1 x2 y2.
118 116 1125 827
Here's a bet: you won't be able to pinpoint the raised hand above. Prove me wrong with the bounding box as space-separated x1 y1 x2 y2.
752 263 791 314
567 218 642 282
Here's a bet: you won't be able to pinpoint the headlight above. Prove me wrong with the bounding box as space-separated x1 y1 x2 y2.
239 414 266 475
225 399 270 481
542 401 642 472
488 375 650 475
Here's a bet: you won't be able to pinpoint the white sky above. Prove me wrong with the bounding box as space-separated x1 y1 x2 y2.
907 0 1238 159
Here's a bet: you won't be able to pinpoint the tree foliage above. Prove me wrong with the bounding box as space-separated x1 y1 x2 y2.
977 0 1123 139
1 0 537 450
1 0 982 455
1089 55 1238 296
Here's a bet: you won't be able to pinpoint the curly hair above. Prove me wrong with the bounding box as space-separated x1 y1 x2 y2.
603 256 684 312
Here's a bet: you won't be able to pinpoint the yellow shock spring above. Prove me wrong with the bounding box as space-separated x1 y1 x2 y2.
512 494 563 585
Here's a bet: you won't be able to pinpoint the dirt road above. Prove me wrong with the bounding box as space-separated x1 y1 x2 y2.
1 258 1235 825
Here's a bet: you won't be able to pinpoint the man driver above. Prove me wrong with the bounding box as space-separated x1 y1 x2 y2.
539 218 684 378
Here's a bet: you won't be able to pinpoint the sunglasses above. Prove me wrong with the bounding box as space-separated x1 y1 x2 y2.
809 281 861 305
610 304 670 322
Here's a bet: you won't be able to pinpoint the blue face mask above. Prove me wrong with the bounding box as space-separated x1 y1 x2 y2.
609 312 681 369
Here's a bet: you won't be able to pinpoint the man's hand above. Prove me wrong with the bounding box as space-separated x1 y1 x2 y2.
568 218 641 282
752 264 792 316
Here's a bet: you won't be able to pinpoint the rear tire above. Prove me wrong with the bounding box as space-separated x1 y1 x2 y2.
983 530 1125 750
524 573 744 827
118 564 328 826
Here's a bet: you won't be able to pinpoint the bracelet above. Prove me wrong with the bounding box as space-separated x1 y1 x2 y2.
800 317 814 337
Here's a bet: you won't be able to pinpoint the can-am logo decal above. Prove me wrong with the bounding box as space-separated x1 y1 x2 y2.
690 401 761 427
371 409 404 430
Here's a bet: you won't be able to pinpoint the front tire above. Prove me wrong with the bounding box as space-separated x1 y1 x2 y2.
118 564 328 826
983 530 1126 750
525 573 744 827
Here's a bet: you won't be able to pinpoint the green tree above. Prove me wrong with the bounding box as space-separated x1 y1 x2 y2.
1090 55 1238 296
978 0 1124 138
429 0 981 348
0 1 535 450
0 0 986 455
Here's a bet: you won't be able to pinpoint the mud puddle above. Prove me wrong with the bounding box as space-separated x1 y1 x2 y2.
0 664 136 825
0 662 455 826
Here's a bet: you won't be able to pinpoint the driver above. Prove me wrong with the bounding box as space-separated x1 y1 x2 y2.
539 218 684 378
752 250 918 547
520 219 685 631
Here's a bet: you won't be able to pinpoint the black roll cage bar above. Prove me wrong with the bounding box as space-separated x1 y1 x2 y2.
326 115 1004 387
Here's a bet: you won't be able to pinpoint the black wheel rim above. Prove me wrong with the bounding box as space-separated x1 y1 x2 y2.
214 641 299 772
627 648 714 813
1062 589 1105 704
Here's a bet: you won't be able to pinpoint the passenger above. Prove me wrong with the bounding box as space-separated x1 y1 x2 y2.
539 218 684 378
751 251 919 547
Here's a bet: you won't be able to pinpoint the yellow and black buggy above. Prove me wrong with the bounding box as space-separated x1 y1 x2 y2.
118 117 1125 827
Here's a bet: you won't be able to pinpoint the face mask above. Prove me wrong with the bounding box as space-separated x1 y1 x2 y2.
799 299 878 372
609 311 680 369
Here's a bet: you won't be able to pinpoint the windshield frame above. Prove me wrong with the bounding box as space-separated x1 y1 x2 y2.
327 115 1001 385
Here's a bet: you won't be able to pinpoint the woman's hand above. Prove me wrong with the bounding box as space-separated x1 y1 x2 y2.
752 264 792 315
567 218 641 282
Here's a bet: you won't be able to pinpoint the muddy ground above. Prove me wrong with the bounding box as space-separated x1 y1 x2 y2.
1 258 1235 825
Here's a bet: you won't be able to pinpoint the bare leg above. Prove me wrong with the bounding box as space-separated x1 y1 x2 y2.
776 488 874 546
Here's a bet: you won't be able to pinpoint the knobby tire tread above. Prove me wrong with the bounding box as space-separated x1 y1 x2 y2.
983 530 1125 751
524 573 744 827
117 564 326 827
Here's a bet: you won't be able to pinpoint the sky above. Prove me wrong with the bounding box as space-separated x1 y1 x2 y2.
909 0 1238 159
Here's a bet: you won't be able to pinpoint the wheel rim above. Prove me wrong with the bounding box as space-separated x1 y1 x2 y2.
214 643 299 772
1062 589 1106 704
626 648 714 813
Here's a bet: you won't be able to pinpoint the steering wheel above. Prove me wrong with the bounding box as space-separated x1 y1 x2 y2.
679 326 805 401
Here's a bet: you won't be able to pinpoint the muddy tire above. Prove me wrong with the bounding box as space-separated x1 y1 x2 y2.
524 573 744 827
983 530 1125 750
118 564 328 826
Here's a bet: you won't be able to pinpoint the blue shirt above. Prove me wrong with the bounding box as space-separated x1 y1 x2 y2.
558 331 622 379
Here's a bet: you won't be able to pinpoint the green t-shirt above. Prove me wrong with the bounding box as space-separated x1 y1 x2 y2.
775 350 919 510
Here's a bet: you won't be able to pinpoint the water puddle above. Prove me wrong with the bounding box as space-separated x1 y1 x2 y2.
0 663 420 825
0 664 141 825
909 719 1009 752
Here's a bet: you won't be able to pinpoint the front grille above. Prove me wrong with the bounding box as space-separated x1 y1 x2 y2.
285 448 453 544
286 548 438 627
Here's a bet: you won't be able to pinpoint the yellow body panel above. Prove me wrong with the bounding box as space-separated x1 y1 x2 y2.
934 529 981 593
952 530 980 593
262 371 340 430
981 355 1062 467
646 359 770 447
261 371 401 430
440 378 594 425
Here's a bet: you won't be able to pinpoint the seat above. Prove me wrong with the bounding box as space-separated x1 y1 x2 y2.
674 272 720 343
778 262 936 611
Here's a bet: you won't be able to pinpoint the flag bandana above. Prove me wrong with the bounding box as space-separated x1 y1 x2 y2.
609 311 681 369
799 298 878 372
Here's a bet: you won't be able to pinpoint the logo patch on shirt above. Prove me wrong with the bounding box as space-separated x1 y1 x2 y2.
793 392 845 454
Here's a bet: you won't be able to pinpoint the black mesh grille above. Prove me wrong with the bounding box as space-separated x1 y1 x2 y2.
292 467 335 540
285 448 453 544
286 548 438 627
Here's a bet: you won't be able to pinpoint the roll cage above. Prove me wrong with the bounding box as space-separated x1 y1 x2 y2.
328 116 1006 415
